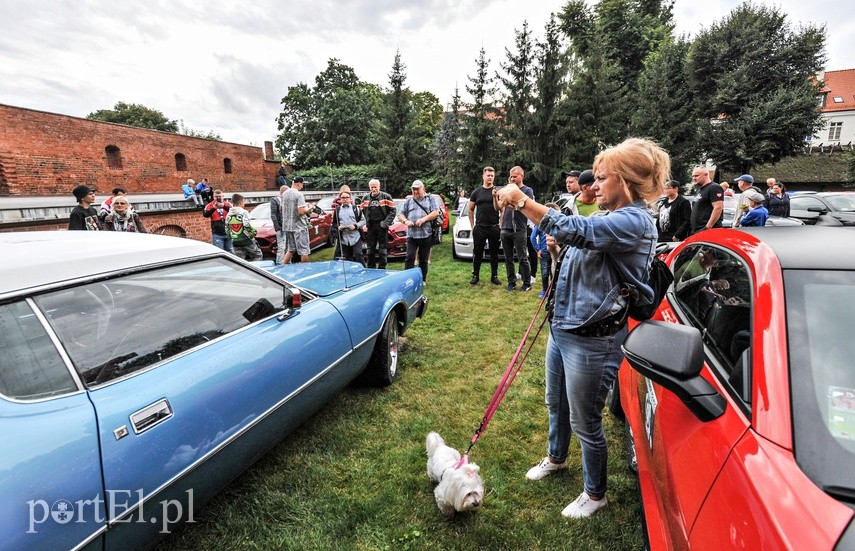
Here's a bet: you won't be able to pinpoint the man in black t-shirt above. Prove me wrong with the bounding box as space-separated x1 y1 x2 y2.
467 166 502 285
690 166 724 234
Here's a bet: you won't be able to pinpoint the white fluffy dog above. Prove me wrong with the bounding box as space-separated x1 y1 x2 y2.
425 432 484 517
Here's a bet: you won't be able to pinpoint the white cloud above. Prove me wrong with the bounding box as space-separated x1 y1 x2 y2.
0 0 851 146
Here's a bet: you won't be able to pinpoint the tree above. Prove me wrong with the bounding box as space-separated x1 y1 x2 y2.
276 59 384 168
432 86 465 193
382 51 418 192
528 15 570 194
178 120 222 141
460 48 503 184
631 37 699 181
688 3 826 173
87 102 179 132
497 21 536 171
558 0 675 146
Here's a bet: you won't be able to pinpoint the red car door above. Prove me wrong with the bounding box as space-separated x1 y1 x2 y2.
625 244 753 550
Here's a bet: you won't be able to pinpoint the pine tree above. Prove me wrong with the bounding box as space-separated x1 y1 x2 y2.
460 48 502 183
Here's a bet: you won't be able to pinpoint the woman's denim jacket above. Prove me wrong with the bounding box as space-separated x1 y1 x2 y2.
539 200 657 330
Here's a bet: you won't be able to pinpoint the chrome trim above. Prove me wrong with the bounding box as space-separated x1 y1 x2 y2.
69 525 107 551
107 348 353 526
130 399 173 435
28 296 86 391
0 299 87 404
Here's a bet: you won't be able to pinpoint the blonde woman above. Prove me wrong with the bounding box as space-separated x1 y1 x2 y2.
496 138 669 519
103 197 147 233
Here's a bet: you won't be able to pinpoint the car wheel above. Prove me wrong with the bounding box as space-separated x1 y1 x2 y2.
608 377 625 421
365 311 399 386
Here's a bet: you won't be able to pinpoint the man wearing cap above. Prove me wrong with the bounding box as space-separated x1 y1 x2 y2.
739 189 769 227
690 166 724 234
468 166 502 285
281 176 313 264
562 170 601 217
69 186 102 231
397 180 441 282
731 174 762 227
656 180 692 241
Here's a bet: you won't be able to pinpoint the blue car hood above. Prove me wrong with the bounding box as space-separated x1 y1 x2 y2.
261 260 390 296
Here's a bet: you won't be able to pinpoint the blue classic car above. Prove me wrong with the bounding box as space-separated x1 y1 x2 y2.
0 231 427 550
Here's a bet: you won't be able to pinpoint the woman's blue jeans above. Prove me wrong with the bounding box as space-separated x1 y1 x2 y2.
544 324 626 497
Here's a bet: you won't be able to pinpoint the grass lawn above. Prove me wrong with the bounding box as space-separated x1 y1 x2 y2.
159 227 644 550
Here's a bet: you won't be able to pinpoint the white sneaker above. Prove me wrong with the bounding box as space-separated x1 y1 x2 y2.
561 491 608 518
525 457 567 480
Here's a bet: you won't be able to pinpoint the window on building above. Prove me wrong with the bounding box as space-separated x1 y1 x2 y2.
818 93 827 108
833 96 844 103
223 158 233 174
105 146 123 170
829 122 843 141
175 153 187 172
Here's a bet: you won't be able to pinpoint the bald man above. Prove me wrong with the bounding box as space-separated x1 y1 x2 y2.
689 166 724 234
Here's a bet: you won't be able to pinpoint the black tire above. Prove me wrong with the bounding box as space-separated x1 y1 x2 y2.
451 240 459 260
365 311 399 387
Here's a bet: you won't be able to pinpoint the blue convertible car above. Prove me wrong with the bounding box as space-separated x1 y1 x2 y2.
0 231 427 550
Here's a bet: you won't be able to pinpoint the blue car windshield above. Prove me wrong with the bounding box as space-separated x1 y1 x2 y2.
785 269 855 500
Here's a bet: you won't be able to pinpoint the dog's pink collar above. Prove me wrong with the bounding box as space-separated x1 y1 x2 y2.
453 454 469 469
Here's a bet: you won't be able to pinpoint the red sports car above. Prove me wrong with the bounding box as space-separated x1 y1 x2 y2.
248 202 333 258
617 226 855 550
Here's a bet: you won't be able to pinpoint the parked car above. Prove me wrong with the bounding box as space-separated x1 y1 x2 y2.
0 231 427 550
683 193 802 227
789 191 855 226
616 226 855 550
248 201 334 258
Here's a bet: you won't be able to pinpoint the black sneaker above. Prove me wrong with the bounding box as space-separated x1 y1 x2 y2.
507 282 516 292
470 275 479 285
491 275 501 285
520 284 533 292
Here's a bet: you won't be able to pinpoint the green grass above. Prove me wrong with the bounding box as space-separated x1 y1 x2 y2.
159 227 644 551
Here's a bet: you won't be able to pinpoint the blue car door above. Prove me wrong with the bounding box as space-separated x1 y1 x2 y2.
0 299 105 551
33 258 351 547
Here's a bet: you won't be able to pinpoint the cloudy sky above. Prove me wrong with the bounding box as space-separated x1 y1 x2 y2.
1 0 852 147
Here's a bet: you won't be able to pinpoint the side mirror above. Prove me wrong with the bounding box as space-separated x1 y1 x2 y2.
622 320 726 421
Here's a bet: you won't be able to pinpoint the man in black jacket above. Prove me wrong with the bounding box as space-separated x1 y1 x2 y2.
360 179 396 269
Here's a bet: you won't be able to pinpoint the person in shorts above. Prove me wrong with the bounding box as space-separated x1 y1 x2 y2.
281 177 313 263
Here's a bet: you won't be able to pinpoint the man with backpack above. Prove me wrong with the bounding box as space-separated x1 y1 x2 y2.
333 190 366 265
225 194 262 261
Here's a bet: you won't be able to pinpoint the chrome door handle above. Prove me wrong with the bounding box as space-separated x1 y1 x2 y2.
130 398 173 434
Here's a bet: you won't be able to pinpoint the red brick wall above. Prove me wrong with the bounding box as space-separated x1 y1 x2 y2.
0 104 276 196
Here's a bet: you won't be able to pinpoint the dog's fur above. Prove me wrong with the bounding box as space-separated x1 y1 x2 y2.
425 432 484 517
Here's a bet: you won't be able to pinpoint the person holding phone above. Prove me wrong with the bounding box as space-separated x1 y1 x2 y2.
203 189 234 252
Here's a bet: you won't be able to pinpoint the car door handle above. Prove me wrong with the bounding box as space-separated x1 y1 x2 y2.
130 398 173 434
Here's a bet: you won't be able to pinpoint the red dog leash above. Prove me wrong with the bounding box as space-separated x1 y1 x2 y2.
457 283 552 465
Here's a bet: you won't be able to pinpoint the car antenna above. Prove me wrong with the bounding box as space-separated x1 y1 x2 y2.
335 209 351 292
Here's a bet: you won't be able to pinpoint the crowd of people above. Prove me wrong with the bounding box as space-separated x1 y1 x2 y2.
67 143 791 522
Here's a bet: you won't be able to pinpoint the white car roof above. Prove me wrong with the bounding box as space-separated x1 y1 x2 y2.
1 231 219 297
